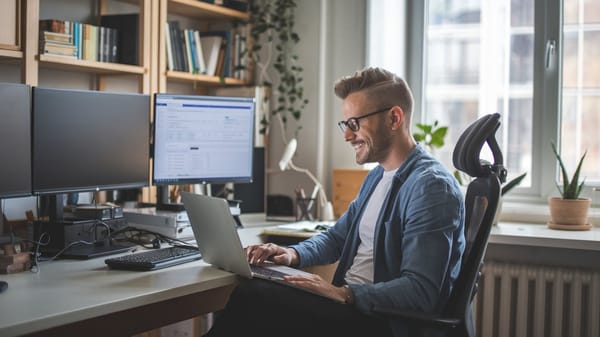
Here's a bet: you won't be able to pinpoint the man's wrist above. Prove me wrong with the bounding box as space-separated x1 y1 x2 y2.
342 285 354 304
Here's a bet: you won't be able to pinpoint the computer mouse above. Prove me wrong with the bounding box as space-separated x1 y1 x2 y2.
0 281 7 293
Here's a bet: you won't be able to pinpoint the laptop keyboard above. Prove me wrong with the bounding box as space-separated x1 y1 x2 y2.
105 245 201 271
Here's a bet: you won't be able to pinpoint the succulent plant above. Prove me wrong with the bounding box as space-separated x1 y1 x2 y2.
551 142 586 199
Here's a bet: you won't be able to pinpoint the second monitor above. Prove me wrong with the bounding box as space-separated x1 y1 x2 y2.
152 93 256 187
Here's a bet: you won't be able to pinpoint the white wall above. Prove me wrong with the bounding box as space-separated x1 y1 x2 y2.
266 0 368 208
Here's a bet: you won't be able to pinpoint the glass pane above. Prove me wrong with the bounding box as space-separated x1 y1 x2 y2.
423 0 534 187
509 34 534 84
424 99 479 170
564 0 579 24
561 2 600 184
428 0 481 25
505 98 533 185
584 0 600 24
560 95 579 172
511 0 534 26
583 31 600 88
427 38 480 84
581 96 600 180
562 32 579 88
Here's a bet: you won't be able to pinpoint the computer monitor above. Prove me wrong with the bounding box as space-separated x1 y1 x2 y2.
0 82 32 199
32 87 150 195
152 93 255 186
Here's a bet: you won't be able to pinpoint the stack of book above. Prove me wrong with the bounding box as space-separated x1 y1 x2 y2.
39 19 120 63
165 21 249 80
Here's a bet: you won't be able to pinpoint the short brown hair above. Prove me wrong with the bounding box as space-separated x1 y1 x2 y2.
334 67 413 118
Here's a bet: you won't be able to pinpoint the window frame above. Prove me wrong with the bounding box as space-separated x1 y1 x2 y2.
403 0 590 206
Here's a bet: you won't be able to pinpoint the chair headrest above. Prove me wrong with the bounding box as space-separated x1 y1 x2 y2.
452 113 507 182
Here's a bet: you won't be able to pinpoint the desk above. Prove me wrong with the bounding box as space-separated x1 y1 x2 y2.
0 219 270 337
4 215 597 337
0 253 236 337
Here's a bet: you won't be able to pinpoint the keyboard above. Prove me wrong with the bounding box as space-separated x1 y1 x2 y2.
105 245 201 271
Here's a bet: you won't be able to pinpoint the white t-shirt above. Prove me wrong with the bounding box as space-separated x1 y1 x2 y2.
344 168 397 284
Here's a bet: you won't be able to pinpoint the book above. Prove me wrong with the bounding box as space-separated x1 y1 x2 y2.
200 35 223 76
165 22 174 71
193 30 207 74
39 19 66 33
183 29 194 73
43 31 72 44
168 21 186 72
203 30 232 77
101 14 139 65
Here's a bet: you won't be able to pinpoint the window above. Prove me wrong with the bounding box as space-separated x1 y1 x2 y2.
369 0 600 202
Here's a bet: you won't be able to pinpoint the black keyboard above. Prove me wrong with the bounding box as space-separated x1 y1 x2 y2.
105 246 201 271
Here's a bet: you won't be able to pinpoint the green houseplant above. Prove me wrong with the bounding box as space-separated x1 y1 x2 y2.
414 120 447 153
246 0 308 139
548 142 591 229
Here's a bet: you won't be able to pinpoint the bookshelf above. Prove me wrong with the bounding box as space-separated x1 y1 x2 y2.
2 0 252 92
157 0 252 92
1 0 253 205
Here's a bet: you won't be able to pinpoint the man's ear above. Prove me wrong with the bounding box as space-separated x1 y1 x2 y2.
390 107 404 130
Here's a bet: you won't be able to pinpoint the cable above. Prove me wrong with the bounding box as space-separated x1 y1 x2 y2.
110 226 193 249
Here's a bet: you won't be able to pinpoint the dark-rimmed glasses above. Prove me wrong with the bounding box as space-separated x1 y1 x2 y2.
337 106 394 133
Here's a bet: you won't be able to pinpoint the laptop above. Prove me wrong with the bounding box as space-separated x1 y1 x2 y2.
181 191 342 302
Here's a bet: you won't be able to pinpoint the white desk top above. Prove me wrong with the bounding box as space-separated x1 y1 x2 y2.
0 222 269 337
1 215 598 337
0 256 236 337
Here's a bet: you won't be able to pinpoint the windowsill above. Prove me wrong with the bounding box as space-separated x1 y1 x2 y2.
492 201 600 251
498 200 600 226
492 221 600 252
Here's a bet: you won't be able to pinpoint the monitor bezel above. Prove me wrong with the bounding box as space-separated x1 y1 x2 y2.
151 93 256 186
0 82 32 199
31 87 151 196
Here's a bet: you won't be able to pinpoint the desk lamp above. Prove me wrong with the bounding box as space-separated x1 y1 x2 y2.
279 138 335 221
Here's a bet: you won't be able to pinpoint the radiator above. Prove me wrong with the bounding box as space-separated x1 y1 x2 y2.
474 261 600 337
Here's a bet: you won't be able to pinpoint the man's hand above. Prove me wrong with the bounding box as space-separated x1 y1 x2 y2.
244 243 299 266
284 274 349 303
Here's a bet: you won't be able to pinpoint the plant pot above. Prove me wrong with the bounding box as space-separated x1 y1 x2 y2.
548 197 591 226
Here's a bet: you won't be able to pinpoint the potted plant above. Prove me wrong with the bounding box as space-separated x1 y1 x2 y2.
414 120 448 154
548 142 591 230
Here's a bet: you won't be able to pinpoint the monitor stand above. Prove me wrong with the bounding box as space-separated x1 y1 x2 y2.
59 241 133 259
155 203 186 212
155 185 244 227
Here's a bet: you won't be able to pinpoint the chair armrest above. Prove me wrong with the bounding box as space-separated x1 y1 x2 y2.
372 306 462 329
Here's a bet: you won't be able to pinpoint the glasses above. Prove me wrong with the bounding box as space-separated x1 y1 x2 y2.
337 106 393 133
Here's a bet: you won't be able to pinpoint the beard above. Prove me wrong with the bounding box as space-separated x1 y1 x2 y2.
354 127 393 165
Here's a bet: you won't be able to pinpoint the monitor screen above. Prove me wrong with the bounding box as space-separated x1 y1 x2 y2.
0 82 32 198
32 87 150 195
153 93 255 185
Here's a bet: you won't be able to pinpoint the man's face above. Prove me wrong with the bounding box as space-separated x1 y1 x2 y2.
340 93 392 165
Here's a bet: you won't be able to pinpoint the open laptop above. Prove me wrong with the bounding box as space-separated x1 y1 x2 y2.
181 191 341 302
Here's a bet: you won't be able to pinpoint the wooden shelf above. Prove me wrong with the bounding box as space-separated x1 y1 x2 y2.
0 49 22 60
38 54 146 75
168 0 249 21
166 70 248 85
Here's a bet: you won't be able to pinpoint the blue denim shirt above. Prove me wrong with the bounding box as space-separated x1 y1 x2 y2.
291 144 465 336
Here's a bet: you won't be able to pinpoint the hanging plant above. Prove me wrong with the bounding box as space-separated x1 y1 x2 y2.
244 0 308 138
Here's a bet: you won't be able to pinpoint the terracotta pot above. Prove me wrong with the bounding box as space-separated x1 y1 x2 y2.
548 197 591 226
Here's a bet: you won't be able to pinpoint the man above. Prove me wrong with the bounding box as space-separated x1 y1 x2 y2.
204 67 465 337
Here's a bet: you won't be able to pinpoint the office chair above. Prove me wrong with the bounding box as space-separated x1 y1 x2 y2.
374 113 507 337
